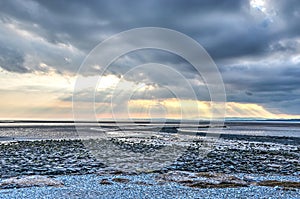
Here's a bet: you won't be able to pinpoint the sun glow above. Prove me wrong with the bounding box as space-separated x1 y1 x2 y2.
93 99 300 120
249 0 276 23
250 0 267 13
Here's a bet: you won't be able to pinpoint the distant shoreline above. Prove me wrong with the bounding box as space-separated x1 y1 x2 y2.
1 118 300 123
1 120 300 128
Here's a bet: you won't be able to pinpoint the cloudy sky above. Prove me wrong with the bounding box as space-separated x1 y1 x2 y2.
0 0 300 120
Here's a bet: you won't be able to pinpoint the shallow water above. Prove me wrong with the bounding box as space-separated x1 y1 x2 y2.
0 121 300 142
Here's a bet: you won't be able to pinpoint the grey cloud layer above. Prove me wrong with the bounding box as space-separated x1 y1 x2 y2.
1 0 300 115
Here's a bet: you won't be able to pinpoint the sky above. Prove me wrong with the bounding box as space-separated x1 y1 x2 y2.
0 0 300 120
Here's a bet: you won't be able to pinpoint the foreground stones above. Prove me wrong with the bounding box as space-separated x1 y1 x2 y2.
0 171 299 191
257 180 300 190
155 171 300 190
156 171 249 188
0 175 63 189
168 139 300 175
96 170 300 190
0 140 105 178
108 135 300 175
0 135 299 178
96 168 300 190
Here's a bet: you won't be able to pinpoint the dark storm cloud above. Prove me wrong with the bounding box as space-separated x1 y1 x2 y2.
0 1 258 60
1 0 300 115
0 45 28 73
275 0 300 36
222 60 300 114
0 0 298 70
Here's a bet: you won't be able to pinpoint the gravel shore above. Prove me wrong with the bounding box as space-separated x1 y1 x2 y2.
0 134 299 178
0 134 299 198
1 173 300 199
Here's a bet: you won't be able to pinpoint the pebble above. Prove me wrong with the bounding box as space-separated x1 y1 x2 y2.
1 174 299 199
0 136 299 178
0 140 105 178
0 175 64 189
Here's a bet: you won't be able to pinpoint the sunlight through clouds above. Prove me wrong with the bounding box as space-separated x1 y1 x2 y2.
0 0 300 119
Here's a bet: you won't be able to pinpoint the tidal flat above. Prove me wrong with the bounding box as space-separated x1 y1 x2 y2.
0 122 299 198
